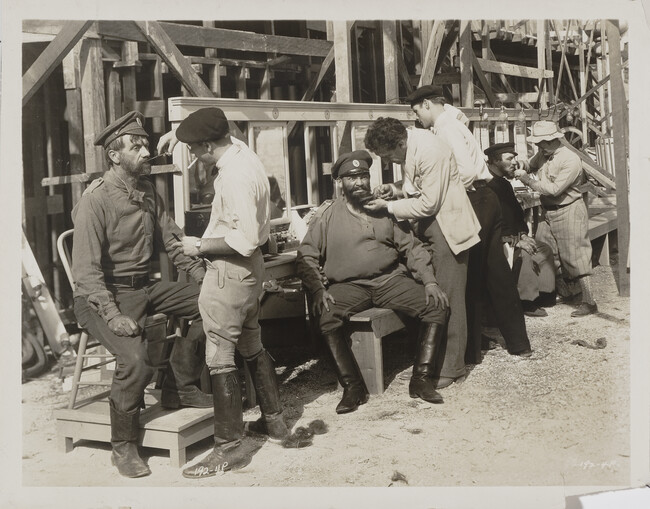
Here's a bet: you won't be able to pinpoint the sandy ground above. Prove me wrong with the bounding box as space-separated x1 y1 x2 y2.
21 264 630 490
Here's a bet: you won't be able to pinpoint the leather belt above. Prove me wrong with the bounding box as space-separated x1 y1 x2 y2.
105 274 149 289
543 200 576 211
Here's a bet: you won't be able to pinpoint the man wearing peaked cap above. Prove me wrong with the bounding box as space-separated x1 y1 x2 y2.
297 150 451 413
94 111 149 148
514 121 597 317
157 108 313 480
330 149 373 180
485 142 556 317
71 111 212 478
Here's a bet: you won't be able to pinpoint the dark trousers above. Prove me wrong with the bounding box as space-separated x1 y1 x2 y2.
317 274 448 333
418 218 469 379
74 281 204 413
465 187 531 363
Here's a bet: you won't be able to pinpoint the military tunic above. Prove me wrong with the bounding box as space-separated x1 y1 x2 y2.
71 168 206 413
296 197 447 333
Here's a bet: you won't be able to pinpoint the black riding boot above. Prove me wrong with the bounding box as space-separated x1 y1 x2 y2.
110 400 151 478
161 336 212 409
409 322 445 404
245 349 290 441
322 328 369 414
182 371 251 479
244 349 313 448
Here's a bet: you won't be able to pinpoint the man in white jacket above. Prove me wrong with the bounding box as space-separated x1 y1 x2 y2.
364 117 480 388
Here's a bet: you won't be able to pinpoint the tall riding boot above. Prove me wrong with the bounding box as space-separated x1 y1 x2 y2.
109 400 151 478
409 322 445 404
322 328 369 414
244 349 290 441
161 336 212 409
183 371 252 479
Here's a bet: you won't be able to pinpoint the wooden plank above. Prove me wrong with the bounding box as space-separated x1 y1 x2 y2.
605 20 629 296
22 20 94 106
418 20 446 88
382 21 399 104
134 21 213 98
476 58 554 80
588 209 617 241
97 21 333 57
349 308 405 337
471 51 497 106
106 68 122 123
559 138 616 190
350 331 384 394
136 100 166 118
495 92 548 104
536 20 548 106
559 75 610 120
459 21 473 108
24 195 65 217
286 48 335 137
80 38 107 174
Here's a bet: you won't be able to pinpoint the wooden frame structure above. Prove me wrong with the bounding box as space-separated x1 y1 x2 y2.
22 18 630 315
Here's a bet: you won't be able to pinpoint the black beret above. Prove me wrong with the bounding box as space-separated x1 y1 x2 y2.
331 150 373 179
176 107 229 143
484 142 517 158
94 111 148 147
405 84 444 106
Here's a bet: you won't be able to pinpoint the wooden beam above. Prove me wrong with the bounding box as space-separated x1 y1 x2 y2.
22 20 94 106
97 21 333 57
559 138 616 190
62 44 85 205
476 57 554 80
80 38 107 174
41 164 181 187
418 20 446 88
134 21 213 98
286 48 335 137
382 21 399 104
332 21 353 152
459 21 473 108
396 49 414 96
605 19 629 296
536 19 548 106
559 75 610 120
471 51 497 106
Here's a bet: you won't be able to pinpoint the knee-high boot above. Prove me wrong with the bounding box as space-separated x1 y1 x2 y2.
322 328 369 414
161 336 212 409
182 371 251 479
245 349 290 441
109 400 151 478
409 322 445 404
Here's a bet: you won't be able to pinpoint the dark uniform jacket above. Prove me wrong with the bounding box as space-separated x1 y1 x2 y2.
486 175 529 237
71 168 205 322
296 197 437 296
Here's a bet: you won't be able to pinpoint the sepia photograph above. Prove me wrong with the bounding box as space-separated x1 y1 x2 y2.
2 1 650 508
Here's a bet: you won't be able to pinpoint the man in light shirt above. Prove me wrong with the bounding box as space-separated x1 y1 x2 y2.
405 86 533 366
158 107 312 479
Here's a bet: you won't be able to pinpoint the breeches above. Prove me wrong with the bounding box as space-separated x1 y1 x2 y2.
198 250 265 374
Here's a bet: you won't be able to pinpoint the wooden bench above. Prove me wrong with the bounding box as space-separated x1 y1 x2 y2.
347 308 406 395
55 390 214 468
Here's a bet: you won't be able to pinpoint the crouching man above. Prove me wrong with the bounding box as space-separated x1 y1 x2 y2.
296 150 450 414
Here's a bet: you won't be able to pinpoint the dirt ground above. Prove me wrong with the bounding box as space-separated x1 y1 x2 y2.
21 263 630 492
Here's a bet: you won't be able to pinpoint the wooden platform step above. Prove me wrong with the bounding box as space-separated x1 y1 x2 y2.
55 390 214 468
